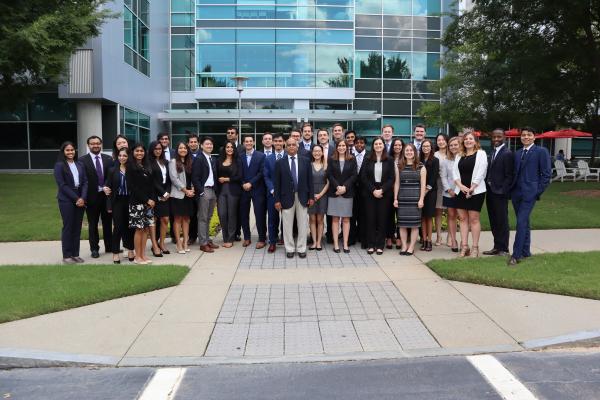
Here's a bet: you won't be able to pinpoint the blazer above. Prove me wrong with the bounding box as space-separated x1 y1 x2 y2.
274 154 314 209
486 145 514 196
79 152 114 202
440 157 457 198
511 144 552 200
128 164 155 205
239 150 266 195
359 158 396 198
105 165 131 211
54 161 88 203
168 159 189 200
264 152 285 195
326 157 358 198
216 158 243 197
453 150 488 195
422 156 440 191
149 159 172 200
191 152 218 198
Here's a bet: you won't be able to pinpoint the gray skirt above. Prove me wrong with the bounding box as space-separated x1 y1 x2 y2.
327 196 353 217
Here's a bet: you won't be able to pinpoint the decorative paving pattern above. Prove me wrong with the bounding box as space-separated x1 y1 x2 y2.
205 282 439 357
237 245 378 269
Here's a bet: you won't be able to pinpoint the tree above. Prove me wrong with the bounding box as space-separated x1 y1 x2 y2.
420 1 600 161
0 1 113 110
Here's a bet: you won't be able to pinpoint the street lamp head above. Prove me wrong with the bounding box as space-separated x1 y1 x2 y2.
231 76 248 92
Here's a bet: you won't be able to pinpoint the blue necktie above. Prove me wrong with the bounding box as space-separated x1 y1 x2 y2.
290 156 298 191
276 153 282 161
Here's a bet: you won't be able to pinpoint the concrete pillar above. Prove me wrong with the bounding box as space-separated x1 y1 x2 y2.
554 138 571 158
77 101 103 154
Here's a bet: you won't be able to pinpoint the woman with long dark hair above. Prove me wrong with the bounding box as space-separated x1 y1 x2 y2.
386 138 404 249
128 143 155 264
419 139 439 252
217 140 242 247
104 148 135 263
54 141 88 264
360 137 396 255
148 140 172 256
308 144 329 251
434 134 449 246
112 135 130 160
169 142 195 254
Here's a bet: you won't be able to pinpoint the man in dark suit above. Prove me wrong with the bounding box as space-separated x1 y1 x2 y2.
508 127 552 266
80 135 114 258
483 128 514 256
300 123 314 154
332 123 345 144
239 135 267 249
382 124 394 155
264 133 286 253
274 138 314 258
350 135 367 247
157 133 175 161
192 136 219 253
187 133 200 245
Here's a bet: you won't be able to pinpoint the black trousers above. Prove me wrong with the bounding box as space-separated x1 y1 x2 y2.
188 199 198 241
364 193 391 249
486 192 510 252
86 192 112 252
111 195 134 253
59 201 84 258
349 192 366 245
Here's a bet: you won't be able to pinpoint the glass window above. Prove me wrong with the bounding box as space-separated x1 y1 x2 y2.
276 74 315 87
382 117 411 135
171 13 193 26
125 1 150 75
383 100 411 115
412 52 427 79
316 74 352 88
196 6 235 19
352 119 381 135
29 93 76 121
237 44 275 72
276 44 315 73
0 105 26 121
0 151 28 169
316 30 353 44
277 29 315 43
413 0 440 16
139 0 149 24
172 0 194 12
138 113 150 129
315 6 353 20
29 122 77 149
316 45 353 73
31 151 61 169
355 36 382 50
356 0 381 14
317 0 352 5
196 44 235 73
427 53 440 79
276 6 315 19
172 35 195 48
124 8 134 47
172 78 194 91
196 29 236 43
0 123 28 149
125 108 138 125
237 29 276 43
196 0 235 3
355 51 382 78
356 14 382 27
383 37 410 51
383 52 411 78
197 75 233 87
236 5 276 19
197 102 237 109
383 0 411 15
172 50 195 77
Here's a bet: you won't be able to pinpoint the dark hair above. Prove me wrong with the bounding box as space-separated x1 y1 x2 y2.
332 139 354 161
242 135 254 142
187 133 199 142
86 135 102 145
311 144 326 164
175 142 192 174
115 147 129 166
368 137 389 162
272 132 284 140
148 140 167 166
156 132 169 141
521 126 535 134
262 132 273 140
112 135 130 159
391 138 405 157
398 143 419 171
201 135 214 145
332 122 344 129
227 126 239 135
419 139 435 162
434 133 449 156
128 143 147 171
301 123 312 131
492 128 505 135
355 135 366 144
58 141 77 162
382 124 394 133
290 128 301 135
345 130 356 137
414 123 426 130
220 140 239 162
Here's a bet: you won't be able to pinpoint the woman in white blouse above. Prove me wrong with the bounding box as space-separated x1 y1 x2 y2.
452 132 488 258
440 136 462 252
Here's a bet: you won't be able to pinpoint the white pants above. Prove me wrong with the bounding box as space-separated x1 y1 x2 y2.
281 194 308 253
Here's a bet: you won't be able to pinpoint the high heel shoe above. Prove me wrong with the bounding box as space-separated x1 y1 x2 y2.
333 248 341 253
425 241 433 252
458 245 471 258
161 249 170 255
470 246 479 258
152 249 163 257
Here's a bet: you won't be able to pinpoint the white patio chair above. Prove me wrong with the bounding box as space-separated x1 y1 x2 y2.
552 160 577 182
576 160 600 182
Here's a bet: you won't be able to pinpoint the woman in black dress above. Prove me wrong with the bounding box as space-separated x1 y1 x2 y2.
148 140 172 257
419 139 439 251
169 142 195 254
128 143 155 264
216 140 242 248
386 138 404 249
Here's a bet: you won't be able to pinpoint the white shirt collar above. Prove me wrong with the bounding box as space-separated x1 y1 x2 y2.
524 144 534 151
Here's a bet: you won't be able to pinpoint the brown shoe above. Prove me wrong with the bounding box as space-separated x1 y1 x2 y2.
208 241 220 249
200 244 214 253
267 244 276 253
256 241 266 249
242 240 251 247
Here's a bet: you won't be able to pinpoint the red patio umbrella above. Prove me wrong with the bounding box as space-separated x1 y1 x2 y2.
505 128 520 137
537 128 592 139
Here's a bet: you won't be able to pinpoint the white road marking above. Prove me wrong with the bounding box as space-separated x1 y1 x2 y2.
467 355 537 400
138 368 187 400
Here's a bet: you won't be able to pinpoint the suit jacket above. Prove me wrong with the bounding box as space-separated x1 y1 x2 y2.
359 158 396 198
149 160 172 200
216 158 243 197
423 156 440 191
191 152 218 198
168 159 188 200
239 150 266 196
128 164 155 206
54 161 88 203
105 165 131 211
162 147 176 162
487 145 514 196
326 157 358 198
511 145 552 200
264 152 286 195
274 154 314 209
79 152 114 203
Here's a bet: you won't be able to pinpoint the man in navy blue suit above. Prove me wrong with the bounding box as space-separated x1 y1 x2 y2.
483 129 514 256
508 127 552 266
274 138 314 258
239 135 267 249
264 133 286 253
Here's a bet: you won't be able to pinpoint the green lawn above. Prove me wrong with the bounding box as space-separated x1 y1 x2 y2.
0 264 189 323
427 251 600 300
0 173 220 242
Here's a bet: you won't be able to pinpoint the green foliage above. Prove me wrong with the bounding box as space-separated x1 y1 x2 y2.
0 1 114 110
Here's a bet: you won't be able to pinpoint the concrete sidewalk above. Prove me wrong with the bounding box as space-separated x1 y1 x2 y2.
0 229 599 366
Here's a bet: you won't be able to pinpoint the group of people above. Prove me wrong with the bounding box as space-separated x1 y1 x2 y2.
54 122 552 266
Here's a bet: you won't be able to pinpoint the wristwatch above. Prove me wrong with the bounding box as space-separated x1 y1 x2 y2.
426 185 432 190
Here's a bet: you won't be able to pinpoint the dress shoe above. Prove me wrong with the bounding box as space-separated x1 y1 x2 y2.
187 238 196 246
268 244 276 253
425 241 433 252
152 249 163 257
161 249 171 255
91 250 100 258
483 249 500 256
113 259 121 264
376 249 383 255
208 241 220 249
256 241 266 249
63 257 77 264
298 252 307 258
367 248 375 254
316 246 323 251
286 252 295 258
498 251 510 257
333 248 341 253
507 257 520 267
277 239 284 246
399 250 407 256
343 248 350 254
200 244 214 253
72 256 84 263
235 235 242 241
242 240 251 247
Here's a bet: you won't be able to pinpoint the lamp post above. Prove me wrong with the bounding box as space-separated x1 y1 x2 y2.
231 76 248 141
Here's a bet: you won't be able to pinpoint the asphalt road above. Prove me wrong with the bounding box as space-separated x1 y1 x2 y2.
1 351 599 400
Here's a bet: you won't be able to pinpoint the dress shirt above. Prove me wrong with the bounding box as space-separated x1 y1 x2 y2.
492 143 505 162
374 160 383 183
414 140 423 153
68 161 80 188
117 170 128 196
163 147 172 161
158 162 167 184
354 149 365 172
264 147 273 157
384 141 392 154
275 151 284 160
93 154 104 191
204 152 214 187
321 144 329 156
302 141 312 151
245 150 254 167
